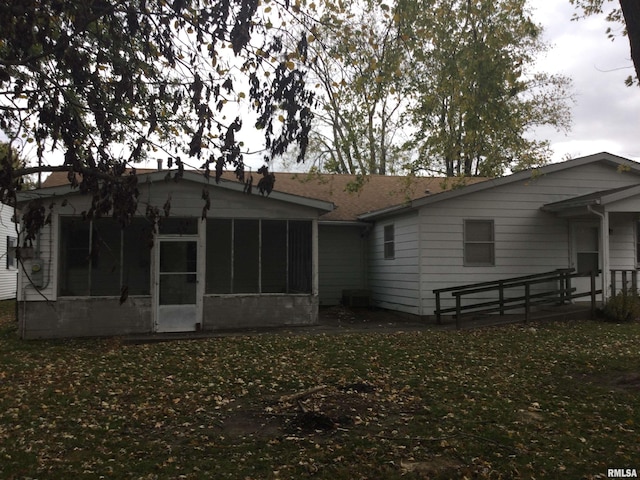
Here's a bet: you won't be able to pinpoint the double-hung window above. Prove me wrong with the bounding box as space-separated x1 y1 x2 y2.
464 219 495 266
6 236 17 269
384 225 395 259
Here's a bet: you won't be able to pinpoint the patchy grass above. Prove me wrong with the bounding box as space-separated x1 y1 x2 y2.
0 301 639 479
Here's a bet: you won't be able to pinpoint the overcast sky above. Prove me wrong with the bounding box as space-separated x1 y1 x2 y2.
266 2 640 172
530 3 640 162
8 2 640 172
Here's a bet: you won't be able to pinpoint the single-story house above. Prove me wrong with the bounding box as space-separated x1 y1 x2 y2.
14 152 640 338
0 202 18 300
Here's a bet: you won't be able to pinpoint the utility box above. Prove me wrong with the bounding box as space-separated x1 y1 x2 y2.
30 259 44 288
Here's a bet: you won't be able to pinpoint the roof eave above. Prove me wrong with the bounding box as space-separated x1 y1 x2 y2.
17 170 335 213
540 198 601 213
357 202 414 221
414 152 640 208
599 184 640 205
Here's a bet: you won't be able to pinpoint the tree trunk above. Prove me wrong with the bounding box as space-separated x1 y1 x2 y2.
620 0 640 82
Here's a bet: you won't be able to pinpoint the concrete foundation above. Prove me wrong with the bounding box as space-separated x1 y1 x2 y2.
18 294 319 339
18 297 153 339
203 294 318 331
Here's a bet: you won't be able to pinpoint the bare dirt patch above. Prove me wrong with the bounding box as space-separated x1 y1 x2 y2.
217 381 414 439
400 456 465 476
582 371 640 392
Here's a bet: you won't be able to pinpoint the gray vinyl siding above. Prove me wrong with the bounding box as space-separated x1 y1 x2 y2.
17 220 54 302
0 204 17 300
609 213 636 270
420 161 640 316
368 212 419 314
318 224 367 305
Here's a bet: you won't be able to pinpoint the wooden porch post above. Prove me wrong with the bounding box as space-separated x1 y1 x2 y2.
601 210 610 304
312 219 319 297
588 206 609 305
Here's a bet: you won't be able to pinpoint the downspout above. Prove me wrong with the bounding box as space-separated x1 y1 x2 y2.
588 205 609 304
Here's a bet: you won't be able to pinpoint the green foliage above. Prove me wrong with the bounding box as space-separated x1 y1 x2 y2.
0 143 33 198
299 0 573 178
298 0 412 175
400 0 573 177
1 305 639 478
601 290 640 322
0 0 314 229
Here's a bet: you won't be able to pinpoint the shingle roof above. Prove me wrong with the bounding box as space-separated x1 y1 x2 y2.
41 169 489 222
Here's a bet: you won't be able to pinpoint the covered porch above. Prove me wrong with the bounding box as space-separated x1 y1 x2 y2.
541 184 640 302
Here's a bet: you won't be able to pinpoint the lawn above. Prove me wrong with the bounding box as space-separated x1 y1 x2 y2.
0 300 638 479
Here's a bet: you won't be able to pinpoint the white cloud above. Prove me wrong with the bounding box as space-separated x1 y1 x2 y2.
531 3 640 162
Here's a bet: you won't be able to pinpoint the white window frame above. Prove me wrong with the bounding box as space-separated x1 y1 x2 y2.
6 236 17 270
383 224 395 260
463 219 495 266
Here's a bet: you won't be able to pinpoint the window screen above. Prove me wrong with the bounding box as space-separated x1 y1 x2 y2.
233 220 260 293
464 220 495 266
59 217 151 296
206 219 232 293
289 221 312 293
261 220 287 293
205 219 312 294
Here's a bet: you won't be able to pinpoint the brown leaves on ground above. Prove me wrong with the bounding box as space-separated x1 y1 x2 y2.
0 302 639 479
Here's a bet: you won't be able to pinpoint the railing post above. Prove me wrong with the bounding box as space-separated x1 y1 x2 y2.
435 291 442 325
611 269 617 297
455 295 461 330
590 270 597 318
622 270 628 294
499 280 505 316
524 283 530 323
633 270 638 293
558 271 565 304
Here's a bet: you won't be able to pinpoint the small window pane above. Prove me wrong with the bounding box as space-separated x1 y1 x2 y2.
159 274 197 305
577 252 599 275
158 217 198 235
6 236 17 269
384 225 395 259
160 241 197 273
465 244 494 265
465 221 494 242
576 226 598 252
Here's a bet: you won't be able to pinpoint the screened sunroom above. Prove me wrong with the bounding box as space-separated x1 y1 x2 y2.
16 170 332 338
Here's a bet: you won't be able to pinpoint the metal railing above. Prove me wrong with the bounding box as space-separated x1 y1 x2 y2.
434 269 601 329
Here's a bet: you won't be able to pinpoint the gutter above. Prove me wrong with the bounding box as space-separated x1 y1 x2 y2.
357 203 414 221
318 220 371 227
